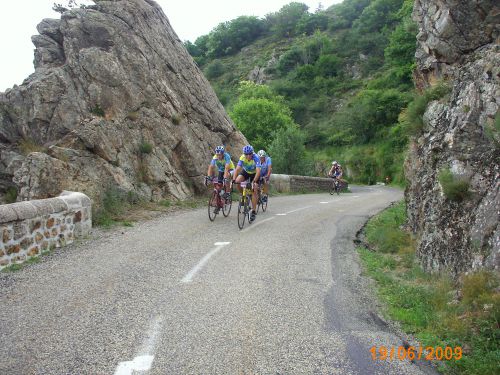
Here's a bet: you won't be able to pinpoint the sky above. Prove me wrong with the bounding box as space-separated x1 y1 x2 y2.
0 0 342 92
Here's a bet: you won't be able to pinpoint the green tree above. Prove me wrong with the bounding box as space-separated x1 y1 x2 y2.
268 126 309 175
230 98 296 150
267 2 310 37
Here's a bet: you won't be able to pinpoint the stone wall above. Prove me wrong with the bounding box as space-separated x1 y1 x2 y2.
0 191 91 270
271 174 347 193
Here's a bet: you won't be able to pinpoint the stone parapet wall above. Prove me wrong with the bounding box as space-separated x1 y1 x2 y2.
0 191 91 270
270 174 347 193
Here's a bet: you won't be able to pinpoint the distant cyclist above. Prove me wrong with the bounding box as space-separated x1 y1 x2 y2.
206 145 234 197
328 161 343 182
257 150 272 202
233 145 261 222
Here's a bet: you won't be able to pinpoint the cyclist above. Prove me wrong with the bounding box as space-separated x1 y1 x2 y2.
328 161 343 187
206 145 234 197
233 145 261 222
257 150 272 202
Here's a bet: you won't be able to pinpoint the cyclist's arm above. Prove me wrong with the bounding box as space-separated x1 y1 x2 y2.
207 164 214 177
224 163 231 179
253 167 261 183
266 164 272 178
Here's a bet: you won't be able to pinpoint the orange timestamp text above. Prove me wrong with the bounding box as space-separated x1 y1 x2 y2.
370 346 462 361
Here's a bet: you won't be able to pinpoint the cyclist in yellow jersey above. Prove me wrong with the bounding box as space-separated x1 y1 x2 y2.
233 145 261 222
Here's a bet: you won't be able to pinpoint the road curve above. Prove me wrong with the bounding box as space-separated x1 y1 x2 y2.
0 186 437 374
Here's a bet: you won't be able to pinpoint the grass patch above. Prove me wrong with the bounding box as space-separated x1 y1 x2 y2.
139 142 153 154
171 113 182 125
4 187 17 203
358 201 500 374
18 139 47 155
401 81 451 136
91 104 105 117
438 169 470 202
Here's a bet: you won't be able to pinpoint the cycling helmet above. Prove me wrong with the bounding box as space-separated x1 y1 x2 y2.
332 161 338 165
215 145 225 154
243 145 254 154
257 150 267 157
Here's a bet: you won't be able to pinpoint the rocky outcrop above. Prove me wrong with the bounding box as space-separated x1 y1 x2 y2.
406 0 499 273
0 0 246 203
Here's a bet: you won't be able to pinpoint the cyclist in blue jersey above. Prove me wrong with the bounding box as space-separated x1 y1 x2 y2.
257 150 272 202
206 145 234 197
233 145 261 222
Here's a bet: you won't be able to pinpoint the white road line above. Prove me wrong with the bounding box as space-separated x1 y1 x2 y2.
114 316 163 375
352 195 360 198
320 201 329 204
276 213 287 216
285 206 312 215
181 242 230 283
241 216 275 232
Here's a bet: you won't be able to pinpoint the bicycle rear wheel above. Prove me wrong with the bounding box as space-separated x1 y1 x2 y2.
222 192 232 217
237 196 247 229
208 191 218 221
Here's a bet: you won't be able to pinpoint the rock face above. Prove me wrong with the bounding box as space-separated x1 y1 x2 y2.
406 0 500 273
0 0 246 203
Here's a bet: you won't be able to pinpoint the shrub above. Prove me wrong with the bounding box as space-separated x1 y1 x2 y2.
438 169 470 202
139 142 153 154
91 104 105 117
401 81 451 135
171 113 182 125
5 187 17 203
18 139 47 155
204 60 225 79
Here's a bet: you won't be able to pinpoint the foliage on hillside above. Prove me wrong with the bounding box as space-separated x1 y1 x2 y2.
184 0 418 184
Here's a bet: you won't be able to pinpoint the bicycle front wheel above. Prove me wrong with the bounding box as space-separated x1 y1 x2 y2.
222 192 232 217
237 196 247 229
208 191 218 221
261 194 268 212
330 182 335 195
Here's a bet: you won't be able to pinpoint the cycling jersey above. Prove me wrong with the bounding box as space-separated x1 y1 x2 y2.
237 153 261 174
331 166 342 177
211 152 235 173
259 156 272 176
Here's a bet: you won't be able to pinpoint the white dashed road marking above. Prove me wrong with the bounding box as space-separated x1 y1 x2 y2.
181 242 231 283
114 316 163 375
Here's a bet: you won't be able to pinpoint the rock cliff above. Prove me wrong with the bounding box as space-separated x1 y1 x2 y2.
0 0 246 203
406 0 499 273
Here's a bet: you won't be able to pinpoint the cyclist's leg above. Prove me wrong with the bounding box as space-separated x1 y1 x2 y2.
235 172 246 194
225 169 234 195
250 175 258 213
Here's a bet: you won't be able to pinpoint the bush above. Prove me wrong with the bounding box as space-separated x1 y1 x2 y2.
139 142 153 154
5 187 17 203
401 81 451 135
171 113 182 125
268 126 310 175
438 169 470 202
204 60 225 79
18 139 47 155
91 104 105 117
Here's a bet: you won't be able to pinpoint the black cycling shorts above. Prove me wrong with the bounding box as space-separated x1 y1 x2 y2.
239 169 256 182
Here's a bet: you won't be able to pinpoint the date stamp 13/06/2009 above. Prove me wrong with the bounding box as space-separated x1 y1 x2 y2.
370 346 463 361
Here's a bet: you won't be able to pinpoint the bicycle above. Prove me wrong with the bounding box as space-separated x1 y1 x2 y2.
256 178 268 213
329 176 341 195
206 177 232 221
237 180 254 229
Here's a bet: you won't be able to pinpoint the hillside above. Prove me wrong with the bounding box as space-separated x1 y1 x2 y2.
185 0 417 184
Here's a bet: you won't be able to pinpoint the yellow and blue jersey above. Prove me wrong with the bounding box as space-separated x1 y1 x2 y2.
211 152 235 172
237 153 261 174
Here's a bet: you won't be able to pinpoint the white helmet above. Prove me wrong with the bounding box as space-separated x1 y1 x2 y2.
257 150 267 157
332 161 338 165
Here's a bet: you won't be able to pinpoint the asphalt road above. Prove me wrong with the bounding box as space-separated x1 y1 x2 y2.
0 186 438 374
